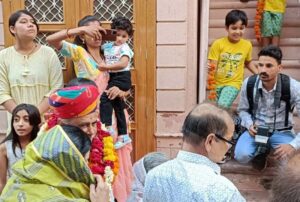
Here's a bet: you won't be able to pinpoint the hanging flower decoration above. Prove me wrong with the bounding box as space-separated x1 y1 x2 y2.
89 121 119 202
207 63 217 101
254 0 265 42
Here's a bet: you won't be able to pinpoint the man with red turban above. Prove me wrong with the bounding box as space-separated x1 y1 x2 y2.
48 84 100 138
0 83 110 201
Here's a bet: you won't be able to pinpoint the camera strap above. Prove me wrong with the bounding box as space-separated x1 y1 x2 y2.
272 75 282 133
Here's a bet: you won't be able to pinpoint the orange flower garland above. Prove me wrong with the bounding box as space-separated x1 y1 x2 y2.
207 63 217 101
254 0 265 42
89 121 119 201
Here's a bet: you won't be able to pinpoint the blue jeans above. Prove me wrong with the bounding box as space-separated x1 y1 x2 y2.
234 130 295 163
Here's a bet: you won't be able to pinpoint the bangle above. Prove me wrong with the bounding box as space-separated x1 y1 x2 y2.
66 28 72 39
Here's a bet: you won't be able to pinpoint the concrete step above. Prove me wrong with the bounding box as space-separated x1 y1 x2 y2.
209 27 300 41
221 160 273 201
224 173 270 201
220 159 276 175
243 65 300 81
210 1 300 10
208 38 300 47
209 19 300 29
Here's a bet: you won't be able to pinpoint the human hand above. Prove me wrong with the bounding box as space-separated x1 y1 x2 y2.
90 175 109 202
105 86 126 100
98 62 109 71
274 144 296 160
249 125 257 136
83 25 106 41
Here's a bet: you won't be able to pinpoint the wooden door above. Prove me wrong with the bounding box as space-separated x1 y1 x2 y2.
2 0 156 161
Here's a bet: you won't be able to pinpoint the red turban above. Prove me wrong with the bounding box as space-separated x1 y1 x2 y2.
49 85 99 119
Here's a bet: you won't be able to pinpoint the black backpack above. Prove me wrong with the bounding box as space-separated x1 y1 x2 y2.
246 73 292 127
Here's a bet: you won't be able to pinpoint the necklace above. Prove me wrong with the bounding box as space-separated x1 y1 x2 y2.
15 43 38 56
89 52 103 64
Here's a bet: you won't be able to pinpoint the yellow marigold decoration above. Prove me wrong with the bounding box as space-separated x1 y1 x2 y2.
207 63 217 101
88 121 119 202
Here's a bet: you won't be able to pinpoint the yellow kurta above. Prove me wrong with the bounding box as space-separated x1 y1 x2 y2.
0 45 63 126
0 45 63 105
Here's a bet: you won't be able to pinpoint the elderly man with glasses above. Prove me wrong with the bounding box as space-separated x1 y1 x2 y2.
144 103 245 202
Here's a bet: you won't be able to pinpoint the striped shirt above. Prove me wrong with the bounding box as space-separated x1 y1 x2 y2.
144 151 245 202
238 76 300 149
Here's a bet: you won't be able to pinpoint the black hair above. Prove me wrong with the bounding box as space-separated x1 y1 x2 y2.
181 104 229 146
111 16 133 37
9 9 39 36
73 15 104 59
225 9 248 27
61 125 91 156
66 78 97 87
1 104 41 156
258 45 282 65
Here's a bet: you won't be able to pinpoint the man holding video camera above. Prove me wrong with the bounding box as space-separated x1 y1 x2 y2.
234 45 300 167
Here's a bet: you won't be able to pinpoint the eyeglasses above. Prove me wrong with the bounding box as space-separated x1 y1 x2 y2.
215 133 235 147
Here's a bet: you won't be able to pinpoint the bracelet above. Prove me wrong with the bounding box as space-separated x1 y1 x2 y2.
66 28 73 39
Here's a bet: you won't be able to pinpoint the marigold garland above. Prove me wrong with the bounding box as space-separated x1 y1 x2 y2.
89 121 119 202
254 0 265 42
207 63 217 101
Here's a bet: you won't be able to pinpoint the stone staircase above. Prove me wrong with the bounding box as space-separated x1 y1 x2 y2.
221 160 273 201
209 0 300 79
209 0 300 201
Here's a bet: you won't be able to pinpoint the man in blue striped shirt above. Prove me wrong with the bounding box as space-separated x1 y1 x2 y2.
144 103 245 202
235 45 300 164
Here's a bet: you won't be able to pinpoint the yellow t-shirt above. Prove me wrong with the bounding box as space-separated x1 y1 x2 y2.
208 37 252 90
264 0 286 13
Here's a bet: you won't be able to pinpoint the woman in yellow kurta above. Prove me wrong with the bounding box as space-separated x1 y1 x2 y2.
0 10 63 117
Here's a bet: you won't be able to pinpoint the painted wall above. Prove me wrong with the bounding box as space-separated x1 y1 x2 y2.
155 0 199 158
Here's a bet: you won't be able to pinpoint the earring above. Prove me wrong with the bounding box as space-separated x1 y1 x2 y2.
82 39 85 44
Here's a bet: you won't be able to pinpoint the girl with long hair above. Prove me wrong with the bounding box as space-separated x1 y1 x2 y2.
0 103 41 193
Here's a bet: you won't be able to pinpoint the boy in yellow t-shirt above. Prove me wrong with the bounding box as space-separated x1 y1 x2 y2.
208 10 257 109
261 0 286 47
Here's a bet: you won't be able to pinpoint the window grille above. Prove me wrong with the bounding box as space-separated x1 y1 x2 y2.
25 0 64 22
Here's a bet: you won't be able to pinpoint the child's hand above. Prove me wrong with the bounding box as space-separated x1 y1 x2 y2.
98 62 109 71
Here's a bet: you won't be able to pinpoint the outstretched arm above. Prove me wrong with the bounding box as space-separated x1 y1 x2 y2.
46 25 106 50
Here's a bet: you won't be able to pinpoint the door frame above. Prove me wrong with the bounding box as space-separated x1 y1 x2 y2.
1 0 156 161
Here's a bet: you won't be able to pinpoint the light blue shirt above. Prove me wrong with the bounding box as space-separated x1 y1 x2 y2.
238 76 300 149
144 151 245 202
101 42 133 72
